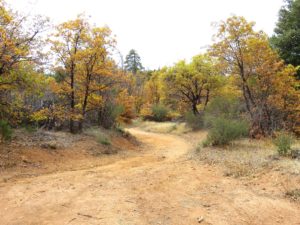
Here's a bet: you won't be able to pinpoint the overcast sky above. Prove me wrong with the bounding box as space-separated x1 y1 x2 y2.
7 0 284 69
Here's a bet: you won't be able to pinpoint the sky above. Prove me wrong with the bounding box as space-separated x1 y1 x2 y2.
7 0 284 69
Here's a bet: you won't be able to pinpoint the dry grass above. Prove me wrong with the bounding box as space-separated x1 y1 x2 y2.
84 127 111 145
135 121 191 134
196 136 300 202
285 189 300 201
197 138 300 178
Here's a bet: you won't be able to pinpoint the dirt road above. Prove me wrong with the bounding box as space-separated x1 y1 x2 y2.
0 128 299 225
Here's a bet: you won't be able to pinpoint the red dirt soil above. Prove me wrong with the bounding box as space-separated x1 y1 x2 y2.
0 128 299 225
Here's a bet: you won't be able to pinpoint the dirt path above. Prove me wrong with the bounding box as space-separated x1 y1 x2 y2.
0 127 299 225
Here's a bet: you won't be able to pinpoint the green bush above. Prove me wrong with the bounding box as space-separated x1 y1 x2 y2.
0 120 13 141
85 128 111 146
24 124 37 133
184 111 203 130
151 104 169 122
98 136 111 146
273 132 294 156
204 96 243 128
204 117 249 146
98 103 124 129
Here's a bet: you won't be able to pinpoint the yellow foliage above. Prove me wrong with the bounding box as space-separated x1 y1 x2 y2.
116 90 136 122
210 15 300 135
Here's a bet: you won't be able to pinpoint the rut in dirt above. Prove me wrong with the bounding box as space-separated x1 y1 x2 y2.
0 127 299 225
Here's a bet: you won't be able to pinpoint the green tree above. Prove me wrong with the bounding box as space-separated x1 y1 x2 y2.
124 49 144 74
271 0 300 79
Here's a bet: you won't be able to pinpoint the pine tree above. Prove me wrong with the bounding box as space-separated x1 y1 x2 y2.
124 49 144 74
271 0 300 79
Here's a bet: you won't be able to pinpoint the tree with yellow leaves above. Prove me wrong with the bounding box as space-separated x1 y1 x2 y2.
162 54 221 115
210 16 300 136
0 0 48 124
49 16 116 132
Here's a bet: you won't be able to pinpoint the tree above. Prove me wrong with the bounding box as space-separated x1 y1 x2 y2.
271 0 300 79
49 16 117 132
0 0 48 124
76 27 116 130
124 49 144 74
210 16 300 136
144 70 162 105
49 17 88 133
163 54 220 115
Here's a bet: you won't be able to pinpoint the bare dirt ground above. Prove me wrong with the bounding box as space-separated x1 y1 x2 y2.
0 127 299 225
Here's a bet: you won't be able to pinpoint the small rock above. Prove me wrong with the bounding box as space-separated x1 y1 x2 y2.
197 216 204 223
21 156 31 163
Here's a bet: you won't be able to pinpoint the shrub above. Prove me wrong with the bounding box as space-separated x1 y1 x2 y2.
273 132 294 156
184 111 203 130
285 189 300 201
204 96 243 128
98 136 111 146
151 104 169 122
0 120 13 141
206 96 241 118
204 117 249 146
24 124 37 133
85 128 111 146
98 103 124 129
115 126 131 138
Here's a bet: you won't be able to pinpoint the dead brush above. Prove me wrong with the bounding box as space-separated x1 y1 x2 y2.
197 139 274 178
223 162 253 178
285 189 300 201
280 175 300 201
139 121 191 134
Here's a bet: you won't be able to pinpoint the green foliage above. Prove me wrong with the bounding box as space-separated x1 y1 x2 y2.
271 0 300 79
194 96 249 146
99 103 124 129
23 124 37 133
205 96 242 119
115 126 131 138
273 132 295 156
195 144 202 153
124 49 144 74
151 104 169 122
97 136 111 146
204 96 243 128
0 120 13 141
204 117 249 146
85 128 111 146
201 139 211 148
184 111 203 130
162 55 221 115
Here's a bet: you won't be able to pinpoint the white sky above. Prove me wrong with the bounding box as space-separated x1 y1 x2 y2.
7 0 284 69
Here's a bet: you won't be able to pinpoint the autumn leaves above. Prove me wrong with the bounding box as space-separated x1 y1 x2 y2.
0 0 299 137
210 16 299 136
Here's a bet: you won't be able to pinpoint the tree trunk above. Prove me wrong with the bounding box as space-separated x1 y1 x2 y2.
69 62 76 134
192 102 199 115
204 89 210 109
78 120 83 132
